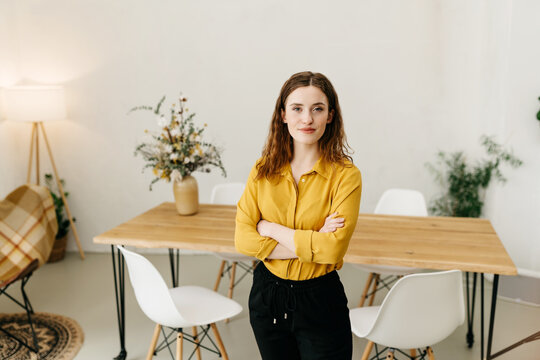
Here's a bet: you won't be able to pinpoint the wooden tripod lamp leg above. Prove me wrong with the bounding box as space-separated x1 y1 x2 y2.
27 123 37 184
38 122 85 260
36 123 40 185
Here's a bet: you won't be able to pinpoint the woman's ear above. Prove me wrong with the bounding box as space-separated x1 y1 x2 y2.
281 109 287 123
327 109 334 124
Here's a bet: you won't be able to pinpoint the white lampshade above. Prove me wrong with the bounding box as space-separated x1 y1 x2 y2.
1 85 67 122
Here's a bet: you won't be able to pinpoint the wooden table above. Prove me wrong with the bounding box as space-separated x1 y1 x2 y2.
94 202 517 360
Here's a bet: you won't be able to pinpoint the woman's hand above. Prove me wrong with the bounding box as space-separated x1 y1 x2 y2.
319 212 345 233
257 220 295 253
257 219 273 238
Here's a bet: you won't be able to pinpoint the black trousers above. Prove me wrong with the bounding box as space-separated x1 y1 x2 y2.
249 263 352 360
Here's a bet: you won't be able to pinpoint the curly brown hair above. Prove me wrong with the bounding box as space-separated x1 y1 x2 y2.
256 71 352 179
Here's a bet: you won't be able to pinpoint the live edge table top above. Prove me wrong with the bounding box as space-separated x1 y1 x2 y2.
93 202 517 276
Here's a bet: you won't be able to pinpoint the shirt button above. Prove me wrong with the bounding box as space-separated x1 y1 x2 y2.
301 178 306 183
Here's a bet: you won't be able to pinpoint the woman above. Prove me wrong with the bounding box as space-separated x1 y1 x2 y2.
235 71 362 359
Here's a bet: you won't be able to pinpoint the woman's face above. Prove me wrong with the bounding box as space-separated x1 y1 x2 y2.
282 86 333 147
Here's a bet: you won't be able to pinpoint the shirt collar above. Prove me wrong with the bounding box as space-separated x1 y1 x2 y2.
311 157 331 179
279 157 331 180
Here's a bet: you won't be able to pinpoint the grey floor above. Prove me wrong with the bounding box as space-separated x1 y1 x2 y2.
1 251 539 360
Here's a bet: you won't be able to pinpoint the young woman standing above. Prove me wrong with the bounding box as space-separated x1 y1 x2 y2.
235 71 362 359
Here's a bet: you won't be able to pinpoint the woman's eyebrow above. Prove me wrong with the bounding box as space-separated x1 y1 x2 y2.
289 102 327 107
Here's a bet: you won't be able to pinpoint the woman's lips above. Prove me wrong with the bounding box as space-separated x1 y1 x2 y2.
299 128 315 134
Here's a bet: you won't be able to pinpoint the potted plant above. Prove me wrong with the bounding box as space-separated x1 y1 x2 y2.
44 173 76 262
426 135 523 217
130 94 226 215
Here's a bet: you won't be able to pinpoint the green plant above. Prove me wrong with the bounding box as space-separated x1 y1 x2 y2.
426 135 523 218
537 97 540 123
44 174 75 239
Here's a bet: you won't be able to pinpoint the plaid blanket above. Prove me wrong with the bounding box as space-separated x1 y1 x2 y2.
0 184 58 286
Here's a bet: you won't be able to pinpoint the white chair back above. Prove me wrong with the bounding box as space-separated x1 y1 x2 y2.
367 270 465 349
374 188 428 216
117 246 185 328
210 183 245 205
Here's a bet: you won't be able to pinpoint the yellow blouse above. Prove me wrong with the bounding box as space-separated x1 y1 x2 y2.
235 158 362 280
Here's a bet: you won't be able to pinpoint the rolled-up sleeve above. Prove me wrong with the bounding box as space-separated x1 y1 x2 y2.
294 168 362 264
235 165 278 260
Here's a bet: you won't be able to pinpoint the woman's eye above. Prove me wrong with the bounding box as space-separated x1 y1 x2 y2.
313 107 323 112
292 107 301 112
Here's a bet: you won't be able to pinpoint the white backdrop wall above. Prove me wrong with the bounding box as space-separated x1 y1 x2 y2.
0 0 538 271
485 0 540 273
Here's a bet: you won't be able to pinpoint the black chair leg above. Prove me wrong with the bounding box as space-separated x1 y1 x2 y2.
0 273 40 355
21 277 39 354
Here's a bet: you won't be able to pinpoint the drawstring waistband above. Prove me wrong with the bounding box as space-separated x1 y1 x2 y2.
255 263 337 325
265 280 297 324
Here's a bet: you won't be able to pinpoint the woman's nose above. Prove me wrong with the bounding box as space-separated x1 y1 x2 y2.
301 112 314 124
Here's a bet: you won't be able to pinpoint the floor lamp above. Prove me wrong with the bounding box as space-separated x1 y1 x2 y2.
2 85 85 260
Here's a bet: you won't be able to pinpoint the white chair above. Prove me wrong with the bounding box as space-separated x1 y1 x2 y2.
353 189 428 307
117 246 242 360
211 183 257 302
350 270 465 360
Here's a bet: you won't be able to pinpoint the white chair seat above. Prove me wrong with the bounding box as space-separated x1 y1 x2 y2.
117 245 242 359
350 306 380 338
169 286 243 327
350 270 465 357
353 264 421 276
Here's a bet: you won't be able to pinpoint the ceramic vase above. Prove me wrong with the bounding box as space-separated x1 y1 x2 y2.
172 175 199 215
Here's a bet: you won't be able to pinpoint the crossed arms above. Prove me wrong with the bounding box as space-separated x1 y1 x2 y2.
257 212 344 259
234 163 361 264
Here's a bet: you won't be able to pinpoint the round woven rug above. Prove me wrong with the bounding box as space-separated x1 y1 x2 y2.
0 312 84 360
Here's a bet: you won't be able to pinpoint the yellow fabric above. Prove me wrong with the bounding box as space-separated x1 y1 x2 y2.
0 184 58 286
235 158 362 280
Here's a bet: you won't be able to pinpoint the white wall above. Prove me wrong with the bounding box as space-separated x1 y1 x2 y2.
0 0 538 271
486 0 540 272
0 0 26 194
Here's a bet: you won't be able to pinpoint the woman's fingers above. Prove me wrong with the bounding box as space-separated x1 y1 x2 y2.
328 218 345 225
319 215 345 233
328 222 344 230
326 212 338 220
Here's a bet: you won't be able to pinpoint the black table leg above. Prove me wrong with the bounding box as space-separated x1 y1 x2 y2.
486 274 499 359
168 248 180 287
481 273 485 360
466 272 478 348
111 245 127 360
477 273 501 360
